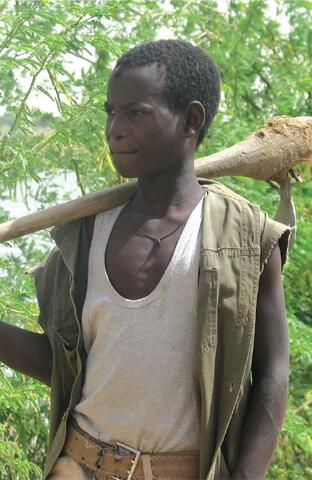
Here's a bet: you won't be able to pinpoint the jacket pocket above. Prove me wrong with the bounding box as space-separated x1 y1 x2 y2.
55 330 79 379
198 267 218 353
53 305 79 351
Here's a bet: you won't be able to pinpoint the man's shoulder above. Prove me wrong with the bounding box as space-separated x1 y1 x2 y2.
198 178 259 207
50 213 94 241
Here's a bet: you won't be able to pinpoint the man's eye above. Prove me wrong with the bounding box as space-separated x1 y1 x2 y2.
130 109 144 116
105 108 115 116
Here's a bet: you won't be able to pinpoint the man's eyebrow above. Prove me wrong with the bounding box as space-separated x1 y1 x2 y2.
104 100 148 110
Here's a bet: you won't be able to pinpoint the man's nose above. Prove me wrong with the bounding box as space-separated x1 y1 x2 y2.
106 113 128 141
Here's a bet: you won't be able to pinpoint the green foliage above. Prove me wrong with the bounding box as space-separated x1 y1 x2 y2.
172 0 311 156
282 183 312 325
0 0 166 194
269 315 312 480
0 239 50 479
0 367 49 480
0 0 310 478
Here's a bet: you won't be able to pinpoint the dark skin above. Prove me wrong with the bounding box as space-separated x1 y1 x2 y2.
104 64 204 299
231 242 289 479
0 321 51 386
0 63 289 479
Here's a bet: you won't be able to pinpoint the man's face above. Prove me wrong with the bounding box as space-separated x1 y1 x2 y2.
105 63 186 178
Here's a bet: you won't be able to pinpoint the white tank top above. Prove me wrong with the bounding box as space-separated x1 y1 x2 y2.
73 198 203 452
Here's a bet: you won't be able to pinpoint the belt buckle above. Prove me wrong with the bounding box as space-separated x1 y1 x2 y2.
111 441 141 480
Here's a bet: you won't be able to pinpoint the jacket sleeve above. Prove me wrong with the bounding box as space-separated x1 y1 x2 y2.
259 211 292 274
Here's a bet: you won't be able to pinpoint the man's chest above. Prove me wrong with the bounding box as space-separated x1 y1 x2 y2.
105 211 184 300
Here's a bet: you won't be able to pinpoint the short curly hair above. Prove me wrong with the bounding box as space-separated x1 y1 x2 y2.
113 39 220 146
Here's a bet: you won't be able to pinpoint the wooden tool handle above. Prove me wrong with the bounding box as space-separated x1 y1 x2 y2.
0 116 311 243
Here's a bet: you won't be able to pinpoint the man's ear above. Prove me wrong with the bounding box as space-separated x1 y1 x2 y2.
184 101 205 139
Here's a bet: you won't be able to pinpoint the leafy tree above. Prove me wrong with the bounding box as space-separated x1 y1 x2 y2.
0 0 310 478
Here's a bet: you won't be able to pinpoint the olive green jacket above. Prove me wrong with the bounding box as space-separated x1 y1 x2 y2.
32 181 290 479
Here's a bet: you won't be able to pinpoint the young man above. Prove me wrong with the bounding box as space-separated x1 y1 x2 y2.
0 40 290 480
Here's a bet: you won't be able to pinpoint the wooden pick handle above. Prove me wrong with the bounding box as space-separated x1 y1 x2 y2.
0 115 311 243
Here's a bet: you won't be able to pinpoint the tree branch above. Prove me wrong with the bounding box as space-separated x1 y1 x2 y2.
31 97 93 154
0 55 51 155
72 158 85 195
47 68 62 113
0 1 40 54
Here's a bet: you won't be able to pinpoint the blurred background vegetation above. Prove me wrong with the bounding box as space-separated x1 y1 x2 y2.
0 0 311 478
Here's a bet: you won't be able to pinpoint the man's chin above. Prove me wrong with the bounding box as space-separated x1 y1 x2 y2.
112 161 139 179
114 166 139 179
113 162 150 179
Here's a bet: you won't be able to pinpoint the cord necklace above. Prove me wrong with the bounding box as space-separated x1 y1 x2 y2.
128 201 188 249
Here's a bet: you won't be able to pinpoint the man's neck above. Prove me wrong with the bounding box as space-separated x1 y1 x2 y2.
133 160 203 218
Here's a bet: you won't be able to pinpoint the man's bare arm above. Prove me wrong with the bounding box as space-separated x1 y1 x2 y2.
231 243 289 480
0 321 52 386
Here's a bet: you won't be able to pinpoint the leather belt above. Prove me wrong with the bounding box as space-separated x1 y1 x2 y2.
63 418 199 479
